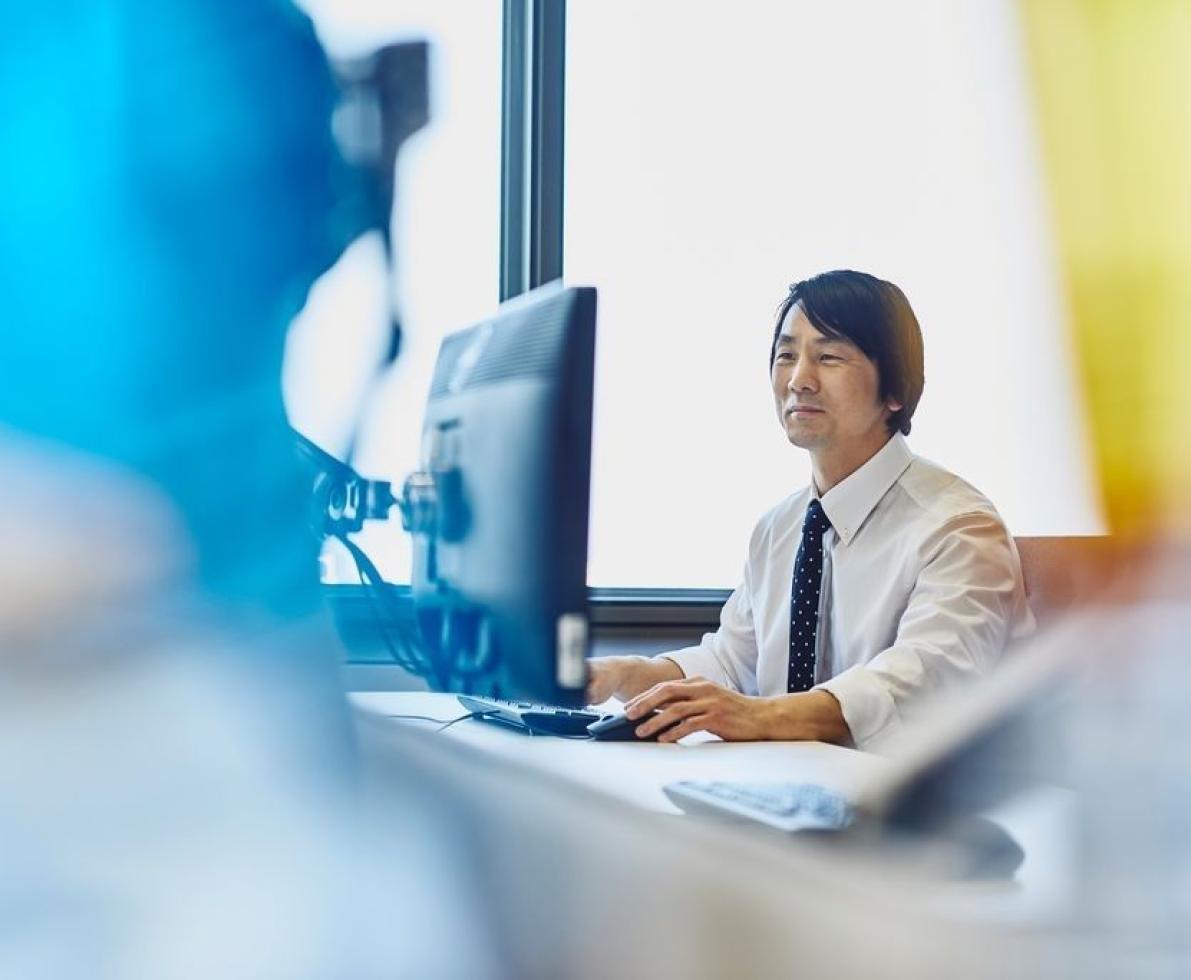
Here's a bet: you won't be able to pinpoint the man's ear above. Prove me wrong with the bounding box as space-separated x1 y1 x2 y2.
885 397 904 413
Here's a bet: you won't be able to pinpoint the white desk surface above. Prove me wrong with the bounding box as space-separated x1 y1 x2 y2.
351 690 1078 944
349 690 893 814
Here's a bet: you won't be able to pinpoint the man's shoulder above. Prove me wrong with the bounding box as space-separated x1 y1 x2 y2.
896 454 1005 527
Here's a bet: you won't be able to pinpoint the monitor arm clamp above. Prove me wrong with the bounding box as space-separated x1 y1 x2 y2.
294 430 465 543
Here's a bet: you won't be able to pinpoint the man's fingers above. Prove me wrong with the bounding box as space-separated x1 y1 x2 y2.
656 712 711 744
625 676 717 717
624 678 699 718
634 697 707 738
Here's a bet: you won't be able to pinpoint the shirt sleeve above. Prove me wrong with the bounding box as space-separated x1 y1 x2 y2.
818 510 1029 749
662 557 761 696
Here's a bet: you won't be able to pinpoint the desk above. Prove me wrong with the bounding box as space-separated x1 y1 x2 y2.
348 691 1056 978
349 691 892 813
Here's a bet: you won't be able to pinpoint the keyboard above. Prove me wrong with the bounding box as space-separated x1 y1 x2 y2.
456 695 602 736
663 781 854 833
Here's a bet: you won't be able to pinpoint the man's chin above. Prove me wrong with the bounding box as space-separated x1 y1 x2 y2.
784 424 826 450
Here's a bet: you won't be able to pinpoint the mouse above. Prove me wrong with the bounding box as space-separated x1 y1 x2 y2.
587 709 668 741
935 815 1026 880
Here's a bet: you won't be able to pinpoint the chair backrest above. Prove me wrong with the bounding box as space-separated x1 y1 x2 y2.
1013 535 1118 623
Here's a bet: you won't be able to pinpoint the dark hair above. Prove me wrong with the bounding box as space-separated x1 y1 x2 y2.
769 270 925 436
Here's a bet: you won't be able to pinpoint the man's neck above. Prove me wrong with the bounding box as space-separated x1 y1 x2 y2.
811 432 894 495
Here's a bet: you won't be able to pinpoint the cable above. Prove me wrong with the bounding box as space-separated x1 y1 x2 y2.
334 533 501 693
385 708 596 738
381 709 500 732
337 532 432 678
382 713 461 724
339 535 404 665
436 709 498 732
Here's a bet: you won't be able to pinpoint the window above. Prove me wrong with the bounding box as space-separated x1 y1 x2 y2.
288 0 1103 594
285 0 502 583
566 0 1103 588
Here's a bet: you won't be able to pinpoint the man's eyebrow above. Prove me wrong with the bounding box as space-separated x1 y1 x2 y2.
774 333 848 347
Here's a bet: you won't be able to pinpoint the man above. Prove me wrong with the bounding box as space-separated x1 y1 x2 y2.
588 270 1031 750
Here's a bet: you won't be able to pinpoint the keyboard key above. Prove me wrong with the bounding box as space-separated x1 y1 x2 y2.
663 780 854 832
456 695 601 736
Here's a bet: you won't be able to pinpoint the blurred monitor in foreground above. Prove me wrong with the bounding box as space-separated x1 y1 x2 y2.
408 284 597 706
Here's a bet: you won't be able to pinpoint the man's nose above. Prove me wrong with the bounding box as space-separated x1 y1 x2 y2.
789 354 817 391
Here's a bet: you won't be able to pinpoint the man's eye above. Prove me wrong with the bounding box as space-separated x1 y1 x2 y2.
775 351 795 362
820 353 842 363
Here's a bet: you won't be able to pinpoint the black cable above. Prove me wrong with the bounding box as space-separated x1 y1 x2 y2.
337 533 430 677
338 534 404 665
381 709 500 732
386 709 596 738
383 713 461 724
436 709 498 732
334 533 499 693
337 530 385 588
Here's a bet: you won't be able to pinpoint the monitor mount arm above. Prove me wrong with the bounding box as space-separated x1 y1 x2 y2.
293 430 465 547
296 429 494 678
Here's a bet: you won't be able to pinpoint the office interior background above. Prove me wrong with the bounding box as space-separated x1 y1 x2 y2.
288 0 1107 594
5 0 1191 976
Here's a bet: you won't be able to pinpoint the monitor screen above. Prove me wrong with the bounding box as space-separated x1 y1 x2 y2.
411 284 597 706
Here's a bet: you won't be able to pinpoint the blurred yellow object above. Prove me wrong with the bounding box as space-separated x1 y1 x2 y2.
1019 0 1191 540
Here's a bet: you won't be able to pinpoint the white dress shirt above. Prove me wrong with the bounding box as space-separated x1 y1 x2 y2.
665 433 1032 749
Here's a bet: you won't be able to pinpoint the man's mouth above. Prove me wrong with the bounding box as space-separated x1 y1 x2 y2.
786 405 824 416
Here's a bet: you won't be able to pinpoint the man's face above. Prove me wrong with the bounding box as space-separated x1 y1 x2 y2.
771 304 899 457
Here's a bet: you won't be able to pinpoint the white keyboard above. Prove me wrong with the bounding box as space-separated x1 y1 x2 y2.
663 780 854 832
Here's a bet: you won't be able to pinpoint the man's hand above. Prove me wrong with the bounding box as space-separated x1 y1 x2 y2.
586 655 684 705
624 677 852 744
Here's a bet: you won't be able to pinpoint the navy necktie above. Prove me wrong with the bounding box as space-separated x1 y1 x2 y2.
788 498 832 693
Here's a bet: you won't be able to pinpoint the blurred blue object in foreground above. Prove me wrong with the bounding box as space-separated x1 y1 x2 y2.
0 0 365 616
0 2 493 975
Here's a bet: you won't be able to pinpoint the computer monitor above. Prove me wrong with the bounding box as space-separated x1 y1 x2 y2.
410 284 597 706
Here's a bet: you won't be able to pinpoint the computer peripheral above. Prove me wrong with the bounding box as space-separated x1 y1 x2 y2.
663 780 1024 878
412 285 598 704
313 285 598 701
917 815 1026 880
456 697 677 741
663 781 855 832
586 709 666 741
456 695 601 736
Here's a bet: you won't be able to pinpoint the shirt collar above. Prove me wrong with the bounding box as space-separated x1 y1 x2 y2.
815 433 913 545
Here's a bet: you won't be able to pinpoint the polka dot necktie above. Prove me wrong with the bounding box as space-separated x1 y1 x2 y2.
788 498 832 693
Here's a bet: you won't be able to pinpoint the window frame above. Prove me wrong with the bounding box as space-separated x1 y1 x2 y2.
500 0 565 299
334 1 720 663
332 585 730 666
495 1 709 619
498 0 713 623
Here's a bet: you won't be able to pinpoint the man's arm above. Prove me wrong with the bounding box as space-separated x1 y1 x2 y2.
817 510 1026 748
622 511 1024 746
586 654 684 704
624 679 851 744
586 558 763 705
591 527 844 740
